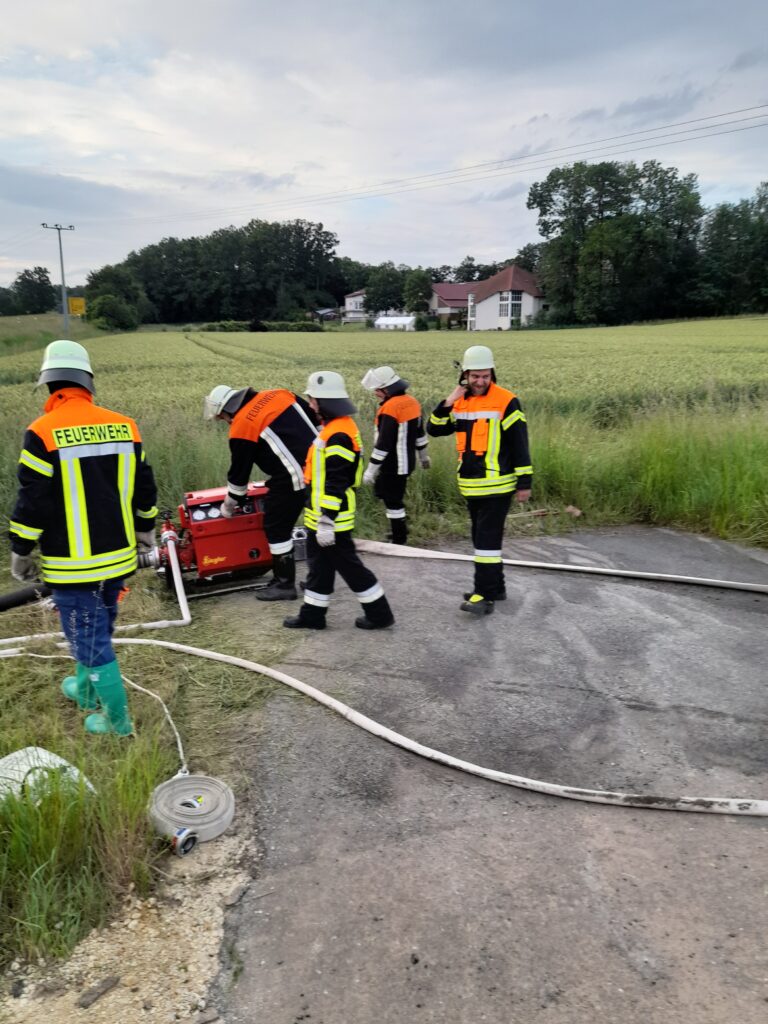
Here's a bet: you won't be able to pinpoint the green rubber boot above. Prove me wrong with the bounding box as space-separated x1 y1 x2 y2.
83 661 134 736
61 662 99 710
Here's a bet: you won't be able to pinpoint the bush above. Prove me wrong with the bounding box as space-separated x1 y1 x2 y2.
415 315 430 331
200 320 250 332
248 318 269 332
262 321 323 332
87 294 140 332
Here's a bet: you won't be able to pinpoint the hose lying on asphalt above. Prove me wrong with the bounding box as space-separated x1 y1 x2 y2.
2 539 767 817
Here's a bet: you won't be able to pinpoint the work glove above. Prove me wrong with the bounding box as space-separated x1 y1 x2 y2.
316 514 336 547
221 494 240 518
135 530 155 553
11 552 38 583
362 463 381 486
418 449 431 470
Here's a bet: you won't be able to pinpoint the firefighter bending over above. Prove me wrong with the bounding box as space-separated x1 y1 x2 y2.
427 345 532 616
9 340 158 735
360 365 430 545
284 371 395 631
204 383 318 601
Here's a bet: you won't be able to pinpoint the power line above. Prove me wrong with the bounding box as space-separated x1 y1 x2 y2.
90 113 768 229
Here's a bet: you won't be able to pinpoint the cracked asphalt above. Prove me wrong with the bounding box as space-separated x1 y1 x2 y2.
214 527 768 1024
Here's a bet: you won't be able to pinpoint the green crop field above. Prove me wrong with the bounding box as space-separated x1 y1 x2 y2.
1 314 768 967
2 316 768 548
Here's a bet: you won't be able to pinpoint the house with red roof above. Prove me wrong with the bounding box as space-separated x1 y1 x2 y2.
429 282 474 319
467 265 545 330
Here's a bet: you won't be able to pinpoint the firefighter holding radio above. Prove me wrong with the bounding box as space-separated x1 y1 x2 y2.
203 384 318 601
9 340 158 736
427 345 532 617
283 371 395 631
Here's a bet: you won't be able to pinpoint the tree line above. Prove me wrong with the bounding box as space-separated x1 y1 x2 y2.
3 159 766 329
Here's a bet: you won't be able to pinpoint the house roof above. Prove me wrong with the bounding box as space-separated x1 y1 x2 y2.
345 288 366 298
471 265 543 304
432 282 473 308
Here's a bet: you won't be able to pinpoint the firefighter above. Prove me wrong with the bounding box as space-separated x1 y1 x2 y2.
283 371 395 631
203 383 318 600
427 345 532 616
360 365 430 545
9 340 158 735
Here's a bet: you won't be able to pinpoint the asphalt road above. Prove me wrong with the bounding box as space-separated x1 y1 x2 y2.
215 527 768 1024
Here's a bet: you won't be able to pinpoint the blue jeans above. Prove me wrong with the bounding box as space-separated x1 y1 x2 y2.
52 579 125 667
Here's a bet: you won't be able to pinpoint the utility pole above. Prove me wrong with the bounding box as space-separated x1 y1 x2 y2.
42 223 75 335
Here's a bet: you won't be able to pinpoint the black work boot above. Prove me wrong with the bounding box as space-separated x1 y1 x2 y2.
283 603 327 630
387 518 408 545
355 594 395 630
257 552 298 601
464 590 506 601
460 593 495 616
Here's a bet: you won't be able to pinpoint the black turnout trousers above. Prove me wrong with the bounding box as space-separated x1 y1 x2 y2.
304 530 379 599
263 483 307 548
467 493 512 599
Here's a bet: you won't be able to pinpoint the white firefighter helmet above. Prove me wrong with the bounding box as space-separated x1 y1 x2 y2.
203 384 238 420
37 340 94 393
305 370 349 399
462 345 495 372
361 366 400 391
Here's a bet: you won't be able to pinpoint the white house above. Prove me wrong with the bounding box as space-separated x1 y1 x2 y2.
428 282 473 319
468 265 545 330
343 289 367 324
374 315 416 331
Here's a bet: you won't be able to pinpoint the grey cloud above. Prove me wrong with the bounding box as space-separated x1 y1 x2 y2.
571 107 606 123
236 170 295 190
0 163 140 216
728 48 768 72
613 86 703 125
466 181 529 203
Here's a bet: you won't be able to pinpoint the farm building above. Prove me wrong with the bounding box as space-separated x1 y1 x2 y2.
468 265 545 330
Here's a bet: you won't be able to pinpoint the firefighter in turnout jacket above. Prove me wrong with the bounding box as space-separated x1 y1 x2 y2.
427 345 532 616
360 365 430 545
283 371 395 631
9 340 158 735
204 384 318 600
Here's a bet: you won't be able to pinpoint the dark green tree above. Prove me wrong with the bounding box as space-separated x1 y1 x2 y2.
12 266 56 314
364 262 405 314
403 268 432 312
0 286 18 315
510 243 545 273
88 294 140 331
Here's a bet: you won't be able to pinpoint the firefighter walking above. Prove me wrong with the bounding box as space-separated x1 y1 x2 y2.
9 340 158 734
427 345 532 616
284 371 395 631
360 365 430 544
204 384 318 600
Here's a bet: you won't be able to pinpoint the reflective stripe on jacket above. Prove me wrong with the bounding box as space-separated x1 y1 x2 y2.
228 389 318 495
303 416 363 532
370 393 427 476
427 382 532 498
9 388 158 585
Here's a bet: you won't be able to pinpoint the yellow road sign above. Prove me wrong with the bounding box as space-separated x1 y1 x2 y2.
68 297 86 316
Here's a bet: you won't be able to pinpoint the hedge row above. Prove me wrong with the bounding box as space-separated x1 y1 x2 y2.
195 320 324 333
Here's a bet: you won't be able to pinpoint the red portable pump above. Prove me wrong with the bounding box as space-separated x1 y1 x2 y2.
149 482 274 588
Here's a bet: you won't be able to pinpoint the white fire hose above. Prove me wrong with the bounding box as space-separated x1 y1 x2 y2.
1 536 767 818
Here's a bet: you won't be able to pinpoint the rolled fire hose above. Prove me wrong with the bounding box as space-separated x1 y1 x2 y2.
149 774 236 856
2 537 767 817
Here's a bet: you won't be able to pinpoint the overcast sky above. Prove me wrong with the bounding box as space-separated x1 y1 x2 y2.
1 0 766 286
